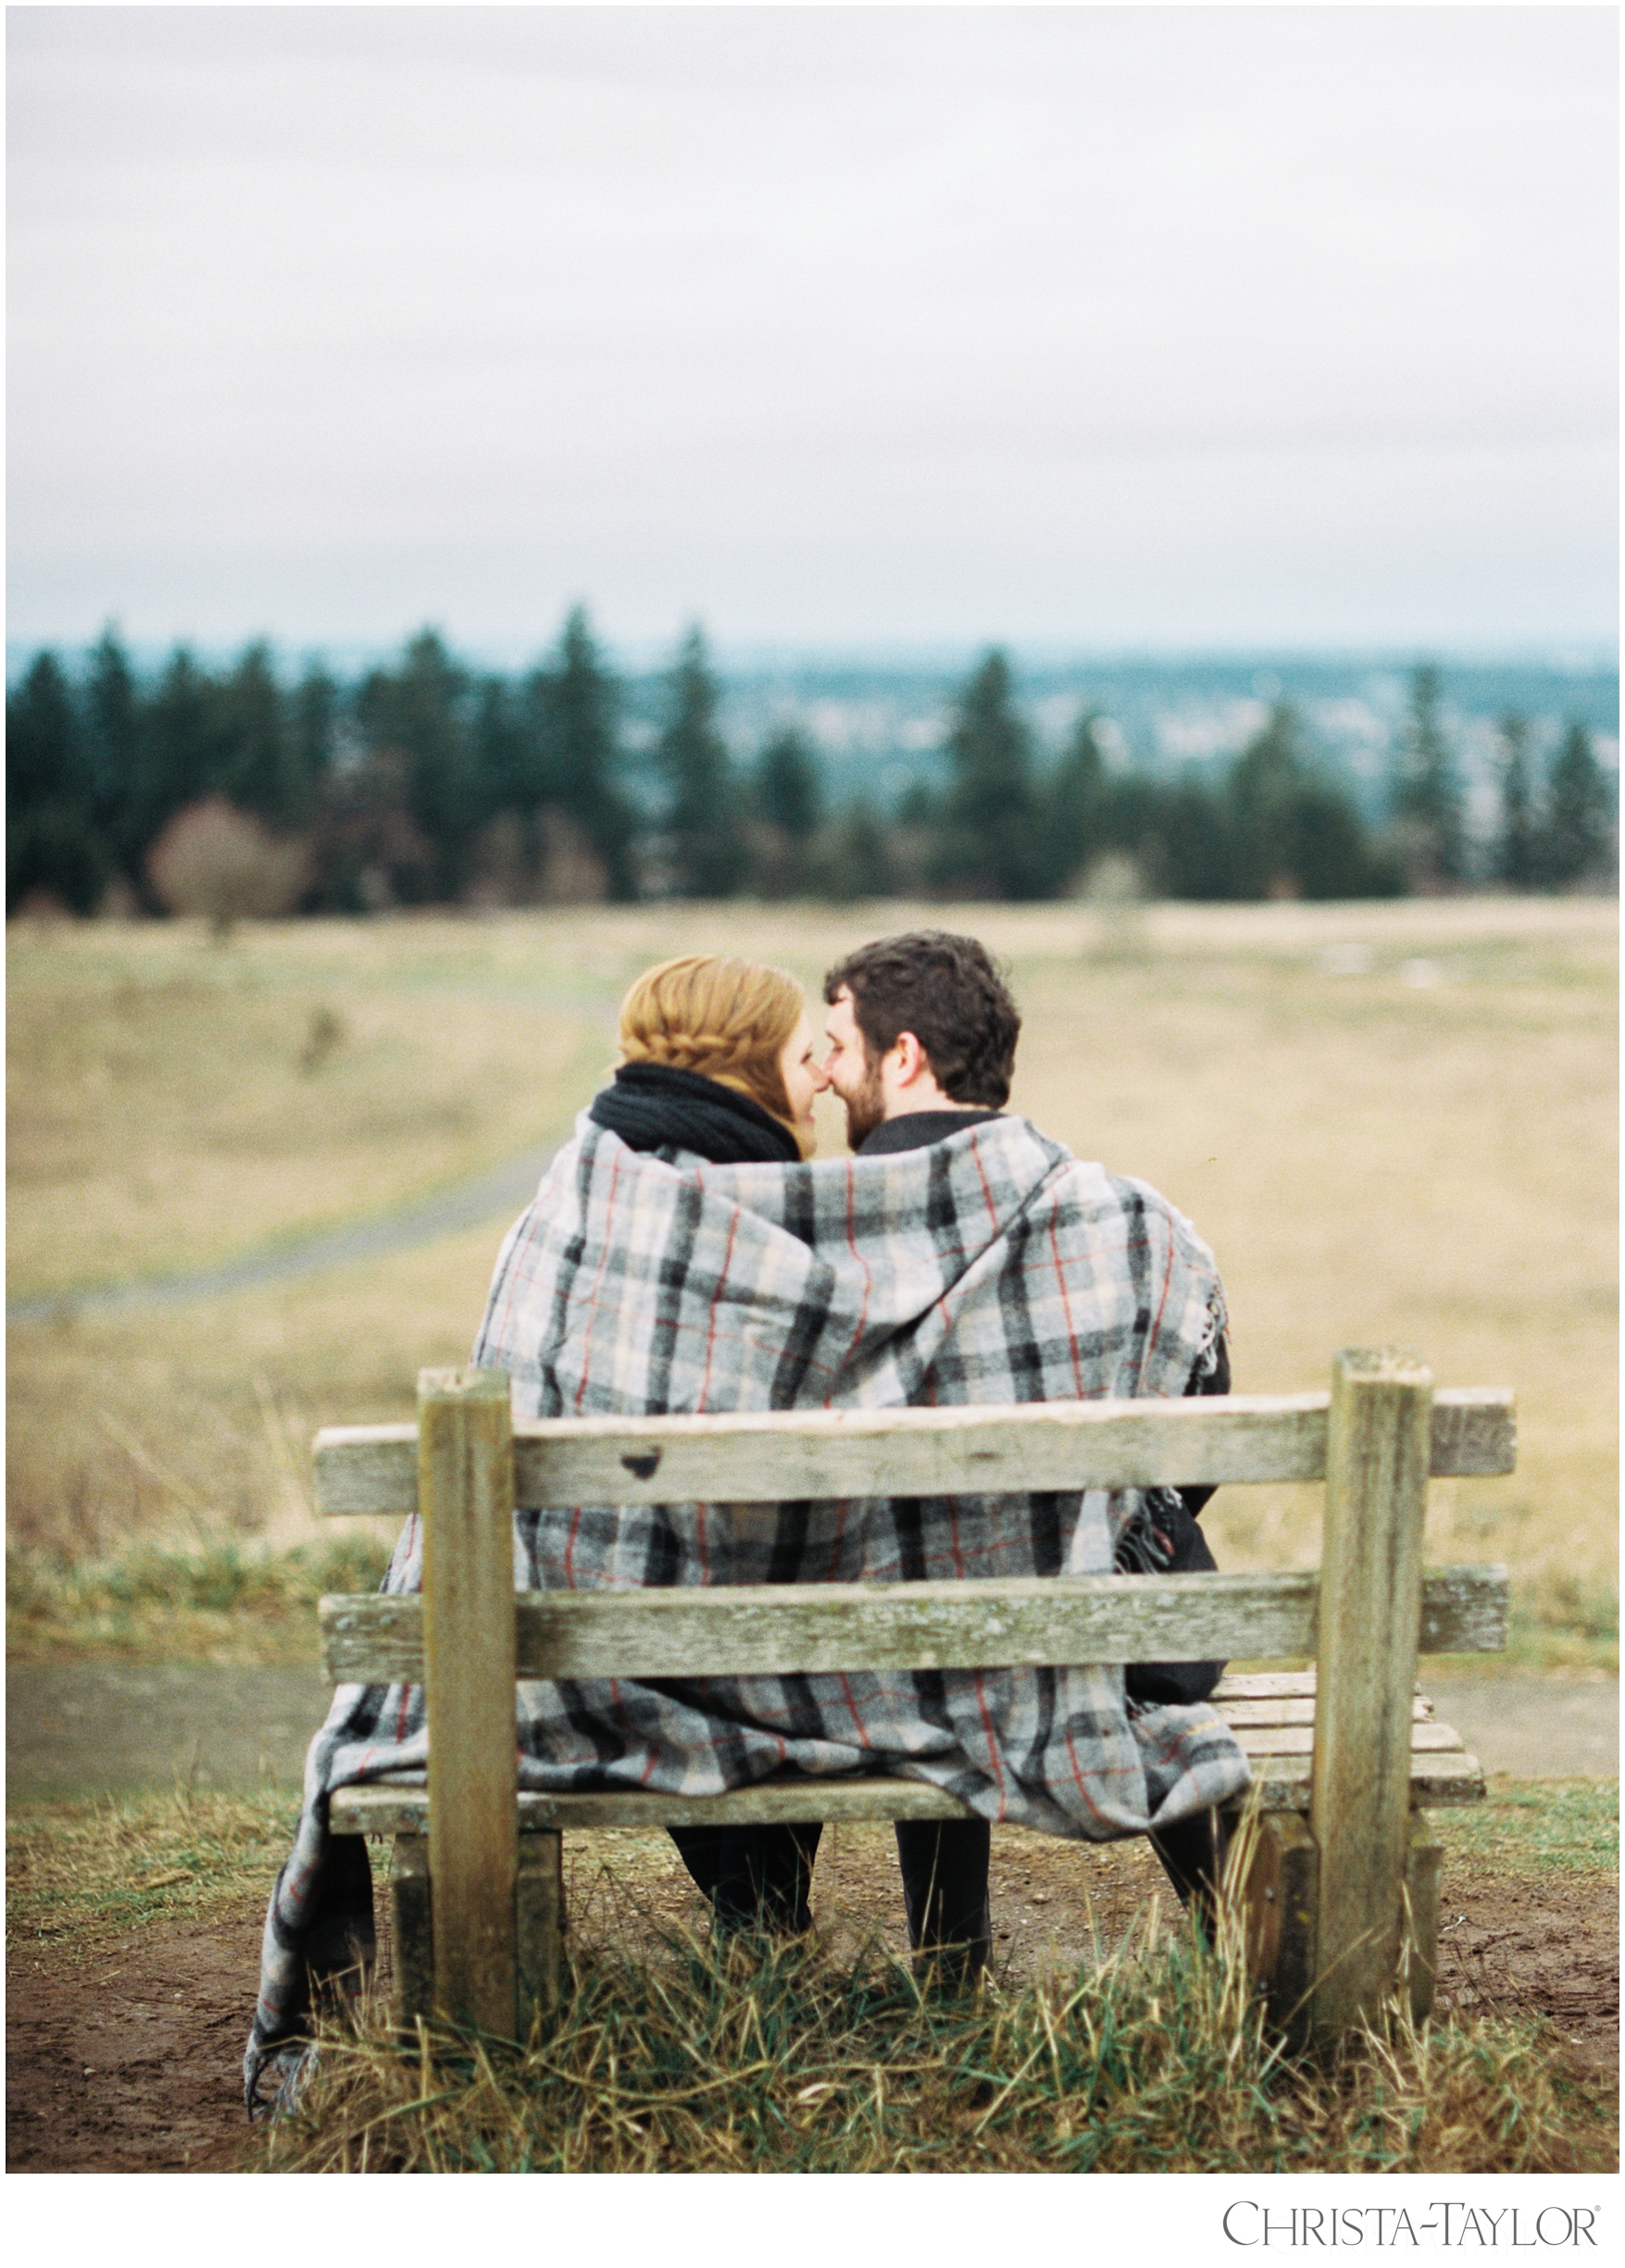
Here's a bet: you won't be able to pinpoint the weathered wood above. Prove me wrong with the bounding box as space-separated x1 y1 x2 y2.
1211 1670 1320 1700
1249 1750 1485 1812
1309 1350 1433 2044
1235 1810 1319 2053
1405 1814 1443 2024
1231 1718 1465 1759
419 1366 517 2036
516 1832 563 2035
319 1563 1508 1685
1219 1694 1431 1727
389 1834 434 2032
328 1738 1487 1839
312 1388 1516 1516
331 1775 976 1836
312 1349 1513 2055
1211 1670 1430 1701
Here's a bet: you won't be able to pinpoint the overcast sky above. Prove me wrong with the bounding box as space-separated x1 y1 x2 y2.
6 4 1619 660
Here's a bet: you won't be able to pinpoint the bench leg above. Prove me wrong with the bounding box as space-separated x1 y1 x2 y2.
1403 1810 1442 2024
394 1829 562 2039
390 1833 434 2032
517 1831 564 2036
1233 1807 1442 2053
1235 1811 1319 2056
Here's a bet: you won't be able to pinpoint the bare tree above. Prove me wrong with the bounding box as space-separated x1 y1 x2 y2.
145 796 310 940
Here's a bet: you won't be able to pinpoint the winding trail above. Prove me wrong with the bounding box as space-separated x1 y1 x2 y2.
6 1138 561 1326
6 972 623 1326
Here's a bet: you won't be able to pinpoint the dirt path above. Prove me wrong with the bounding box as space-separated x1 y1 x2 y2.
6 1826 1617 2174
10 1663 1615 1797
5 1139 563 1326
7 1892 269 2172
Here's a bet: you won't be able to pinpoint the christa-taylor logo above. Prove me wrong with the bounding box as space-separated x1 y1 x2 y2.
1221 2203 1600 2249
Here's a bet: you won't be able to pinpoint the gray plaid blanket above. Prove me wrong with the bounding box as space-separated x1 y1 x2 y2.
246 1113 1249 2112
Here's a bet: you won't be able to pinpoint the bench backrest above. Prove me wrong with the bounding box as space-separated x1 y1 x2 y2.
312 1351 1513 2040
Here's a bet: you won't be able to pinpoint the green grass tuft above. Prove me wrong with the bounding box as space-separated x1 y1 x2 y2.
1435 1778 1619 1877
6 1787 304 1948
6 1534 392 1662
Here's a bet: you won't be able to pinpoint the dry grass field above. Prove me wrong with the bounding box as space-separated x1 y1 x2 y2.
7 1781 1618 2172
6 896 1617 1665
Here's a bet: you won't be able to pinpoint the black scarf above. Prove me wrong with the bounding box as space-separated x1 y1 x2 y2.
588 1060 800 1166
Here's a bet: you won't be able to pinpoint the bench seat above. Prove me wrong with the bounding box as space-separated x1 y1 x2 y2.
327 1668 1487 1837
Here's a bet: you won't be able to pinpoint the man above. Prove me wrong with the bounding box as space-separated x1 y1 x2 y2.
819 929 1231 1979
253 931 1246 2107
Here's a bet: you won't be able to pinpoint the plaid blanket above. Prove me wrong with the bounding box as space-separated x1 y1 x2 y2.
246 1113 1249 2112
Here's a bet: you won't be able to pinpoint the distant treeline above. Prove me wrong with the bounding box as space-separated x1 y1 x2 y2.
6 611 1617 925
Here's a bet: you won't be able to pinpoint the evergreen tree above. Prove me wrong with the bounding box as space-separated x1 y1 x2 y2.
895 779 940 830
6 651 108 913
655 626 745 898
473 675 529 815
355 629 479 900
754 727 823 843
746 727 824 899
811 799 895 902
84 624 145 881
1227 702 1310 898
212 643 311 829
1096 771 1166 888
1225 703 1383 902
291 665 340 793
1494 715 1538 890
1159 772 1233 900
532 606 637 900
1045 708 1109 893
1539 722 1615 891
1294 780 1399 899
933 650 1045 899
138 648 220 874
1389 663 1466 888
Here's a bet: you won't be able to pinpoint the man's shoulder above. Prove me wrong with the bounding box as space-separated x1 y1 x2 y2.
856 1108 1005 1157
1097 1167 1221 1271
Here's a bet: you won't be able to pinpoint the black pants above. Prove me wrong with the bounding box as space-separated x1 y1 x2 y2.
669 1806 1221 1968
1148 1808 1226 1934
668 1817 993 1982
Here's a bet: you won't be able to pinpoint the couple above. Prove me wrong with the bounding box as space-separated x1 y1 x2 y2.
247 929 1250 2113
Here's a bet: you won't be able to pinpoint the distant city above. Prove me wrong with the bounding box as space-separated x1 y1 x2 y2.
641 650 1620 834
8 638 1619 831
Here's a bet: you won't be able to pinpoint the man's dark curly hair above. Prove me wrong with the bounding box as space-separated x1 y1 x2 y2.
823 931 1020 1107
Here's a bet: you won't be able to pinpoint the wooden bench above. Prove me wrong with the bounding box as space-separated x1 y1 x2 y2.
312 1348 1513 2052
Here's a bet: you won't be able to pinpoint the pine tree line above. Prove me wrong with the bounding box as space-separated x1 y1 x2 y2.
6 616 1616 921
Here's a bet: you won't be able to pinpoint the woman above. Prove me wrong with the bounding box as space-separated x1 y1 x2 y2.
588 951 827 1168
582 953 830 1937
248 953 831 2115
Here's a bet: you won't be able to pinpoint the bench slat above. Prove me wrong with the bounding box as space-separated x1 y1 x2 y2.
331 1776 977 1836
1219 1695 1431 1728
1248 1751 1486 1811
313 1389 1515 1517
1210 1670 1319 1700
327 1733 1486 1839
1230 1718 1465 1758
319 1564 1508 1684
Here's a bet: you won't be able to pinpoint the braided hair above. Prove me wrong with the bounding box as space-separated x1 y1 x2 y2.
617 954 808 1152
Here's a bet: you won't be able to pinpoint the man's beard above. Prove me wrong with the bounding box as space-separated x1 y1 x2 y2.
841 1058 886 1149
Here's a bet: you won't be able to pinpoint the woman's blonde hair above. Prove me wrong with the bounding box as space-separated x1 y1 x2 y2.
617 954 810 1153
